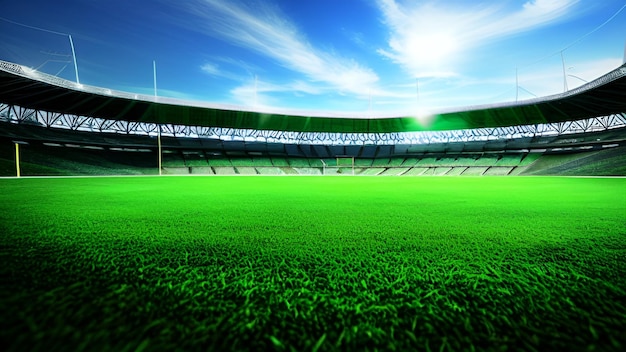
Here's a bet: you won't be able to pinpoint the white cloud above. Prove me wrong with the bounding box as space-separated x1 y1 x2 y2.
288 80 324 95
171 0 616 115
200 59 250 82
376 0 580 78
229 78 319 110
185 0 379 97
230 75 351 111
200 62 220 76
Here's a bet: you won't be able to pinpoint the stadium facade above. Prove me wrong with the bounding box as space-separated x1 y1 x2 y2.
0 59 625 175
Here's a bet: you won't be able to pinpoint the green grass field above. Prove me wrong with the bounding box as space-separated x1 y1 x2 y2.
1 176 625 351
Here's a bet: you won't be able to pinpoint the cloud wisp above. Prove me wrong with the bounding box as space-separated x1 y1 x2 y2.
376 0 580 78
184 0 379 98
199 57 260 82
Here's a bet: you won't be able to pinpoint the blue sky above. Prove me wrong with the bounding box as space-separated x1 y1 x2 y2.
1 0 625 117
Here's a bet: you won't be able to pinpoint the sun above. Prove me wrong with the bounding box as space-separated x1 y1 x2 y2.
404 32 459 72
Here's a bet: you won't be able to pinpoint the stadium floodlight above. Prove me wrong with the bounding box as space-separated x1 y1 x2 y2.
154 60 162 176
153 61 158 98
68 35 79 84
0 17 80 84
561 51 568 92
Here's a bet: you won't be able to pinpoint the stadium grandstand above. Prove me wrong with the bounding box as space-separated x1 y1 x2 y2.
0 59 625 177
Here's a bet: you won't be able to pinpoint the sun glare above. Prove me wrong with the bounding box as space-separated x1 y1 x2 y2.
408 33 458 67
413 106 436 128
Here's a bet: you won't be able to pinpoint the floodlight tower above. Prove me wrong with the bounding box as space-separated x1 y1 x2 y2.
154 60 162 176
0 17 80 83
560 51 568 92
68 35 80 84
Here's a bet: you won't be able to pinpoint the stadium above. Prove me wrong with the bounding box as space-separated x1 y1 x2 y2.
1 58 625 177
1 3 626 351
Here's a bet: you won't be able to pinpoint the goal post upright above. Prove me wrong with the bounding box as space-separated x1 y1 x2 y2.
15 142 20 177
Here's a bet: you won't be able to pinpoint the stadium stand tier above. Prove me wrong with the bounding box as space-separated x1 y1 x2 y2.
1 126 624 176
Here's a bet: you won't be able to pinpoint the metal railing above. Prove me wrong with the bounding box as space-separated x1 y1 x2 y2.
1 103 624 146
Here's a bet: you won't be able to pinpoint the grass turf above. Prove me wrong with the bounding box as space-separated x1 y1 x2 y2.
0 176 625 351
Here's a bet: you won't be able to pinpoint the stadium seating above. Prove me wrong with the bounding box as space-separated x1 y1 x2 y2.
230 158 254 167
207 158 233 167
473 155 500 167
372 158 391 166
495 155 523 166
279 167 298 175
162 152 186 167
432 167 452 176
483 167 514 176
355 158 373 167
403 167 429 176
360 168 386 175
270 157 290 166
235 167 258 175
519 153 542 166
438 158 457 166
461 167 489 176
416 157 438 167
250 157 273 166
379 167 410 176
183 153 208 167
289 158 310 167
293 168 322 175
388 158 406 166
255 167 284 175
445 167 467 176
191 166 215 175
453 156 478 166
401 158 420 167
1 127 624 177
213 167 238 175
163 167 190 175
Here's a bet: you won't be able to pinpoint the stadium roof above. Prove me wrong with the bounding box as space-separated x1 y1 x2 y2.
1 60 625 133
